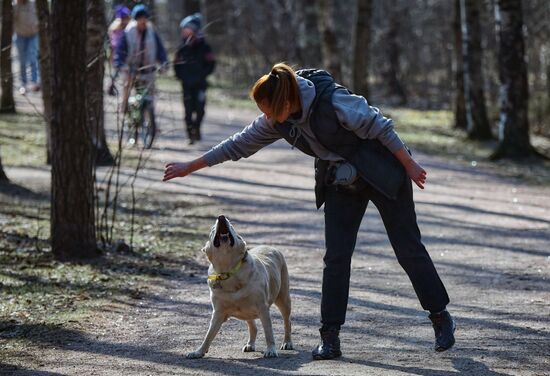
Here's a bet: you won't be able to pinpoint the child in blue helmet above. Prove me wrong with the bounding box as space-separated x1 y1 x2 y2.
174 13 216 144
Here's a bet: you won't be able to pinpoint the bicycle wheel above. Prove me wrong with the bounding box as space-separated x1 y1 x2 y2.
122 116 138 146
140 102 156 149
126 96 140 146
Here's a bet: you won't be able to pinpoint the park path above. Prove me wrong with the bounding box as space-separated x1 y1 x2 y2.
4 88 550 375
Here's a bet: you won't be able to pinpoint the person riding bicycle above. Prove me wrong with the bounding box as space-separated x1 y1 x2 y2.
113 4 168 114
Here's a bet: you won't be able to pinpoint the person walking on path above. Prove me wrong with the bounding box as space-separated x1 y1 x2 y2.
13 0 40 93
173 13 216 144
163 63 456 360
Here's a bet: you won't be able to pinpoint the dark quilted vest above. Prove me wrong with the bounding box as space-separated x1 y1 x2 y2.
276 69 406 208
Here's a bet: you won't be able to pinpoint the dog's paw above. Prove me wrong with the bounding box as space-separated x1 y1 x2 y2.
263 346 279 358
280 341 294 350
242 343 256 352
186 350 205 359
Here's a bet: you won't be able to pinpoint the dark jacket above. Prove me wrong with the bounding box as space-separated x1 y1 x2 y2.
203 71 406 209
277 69 406 207
174 36 215 88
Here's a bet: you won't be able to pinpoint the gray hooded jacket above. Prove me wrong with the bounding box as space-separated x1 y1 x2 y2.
203 76 404 167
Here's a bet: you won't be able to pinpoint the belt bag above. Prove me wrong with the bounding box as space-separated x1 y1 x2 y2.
326 161 358 186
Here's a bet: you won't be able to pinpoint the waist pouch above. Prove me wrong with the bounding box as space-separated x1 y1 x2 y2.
326 161 358 186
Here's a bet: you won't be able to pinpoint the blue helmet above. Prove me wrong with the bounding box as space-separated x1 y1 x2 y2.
131 4 149 19
180 13 202 32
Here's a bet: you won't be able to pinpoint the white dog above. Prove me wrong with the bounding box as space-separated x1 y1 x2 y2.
186 215 293 358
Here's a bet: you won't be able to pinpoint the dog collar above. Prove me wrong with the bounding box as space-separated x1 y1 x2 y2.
208 252 248 282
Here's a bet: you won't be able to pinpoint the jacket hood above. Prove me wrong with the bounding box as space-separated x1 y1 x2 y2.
294 75 316 125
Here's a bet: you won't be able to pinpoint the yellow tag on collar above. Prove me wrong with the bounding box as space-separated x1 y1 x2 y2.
208 258 244 281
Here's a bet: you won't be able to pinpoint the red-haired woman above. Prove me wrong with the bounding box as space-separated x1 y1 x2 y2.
164 63 455 360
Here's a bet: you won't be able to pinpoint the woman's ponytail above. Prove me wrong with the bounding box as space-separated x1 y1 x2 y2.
250 63 300 120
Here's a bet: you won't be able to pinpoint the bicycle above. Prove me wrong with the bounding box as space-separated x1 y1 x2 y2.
118 70 157 150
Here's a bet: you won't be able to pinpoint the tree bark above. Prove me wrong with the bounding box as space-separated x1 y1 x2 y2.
87 0 114 166
0 146 8 181
461 0 492 140
353 0 372 99
319 0 342 82
492 0 532 158
50 0 97 260
184 0 201 16
297 0 322 68
200 0 225 35
35 0 53 163
0 0 16 113
453 0 467 129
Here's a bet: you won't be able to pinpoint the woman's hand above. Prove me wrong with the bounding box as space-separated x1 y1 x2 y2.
392 147 427 189
163 157 208 181
163 162 193 181
404 159 427 189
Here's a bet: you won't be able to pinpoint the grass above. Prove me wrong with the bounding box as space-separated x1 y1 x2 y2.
0 113 46 167
156 75 258 111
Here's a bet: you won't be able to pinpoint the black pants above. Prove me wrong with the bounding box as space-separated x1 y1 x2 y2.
321 178 450 328
182 84 206 139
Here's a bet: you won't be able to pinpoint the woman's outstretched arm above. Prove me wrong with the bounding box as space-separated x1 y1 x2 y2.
163 157 208 181
163 114 282 182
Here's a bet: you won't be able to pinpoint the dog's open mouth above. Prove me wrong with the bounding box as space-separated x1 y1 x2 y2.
214 215 235 247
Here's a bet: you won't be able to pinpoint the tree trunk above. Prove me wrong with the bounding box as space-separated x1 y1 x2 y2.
184 0 200 16
319 0 342 82
0 0 16 113
200 0 227 40
87 0 114 166
50 0 97 260
296 0 322 68
385 7 407 105
492 0 532 158
353 0 372 99
453 0 467 129
461 0 492 140
0 146 8 182
35 0 53 163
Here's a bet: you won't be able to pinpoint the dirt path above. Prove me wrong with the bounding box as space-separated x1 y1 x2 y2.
3 90 550 375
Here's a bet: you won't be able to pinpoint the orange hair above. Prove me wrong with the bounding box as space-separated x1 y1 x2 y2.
249 63 301 120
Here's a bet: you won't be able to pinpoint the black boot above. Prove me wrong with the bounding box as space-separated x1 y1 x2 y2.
193 121 202 141
429 310 456 352
312 327 342 360
187 127 196 145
